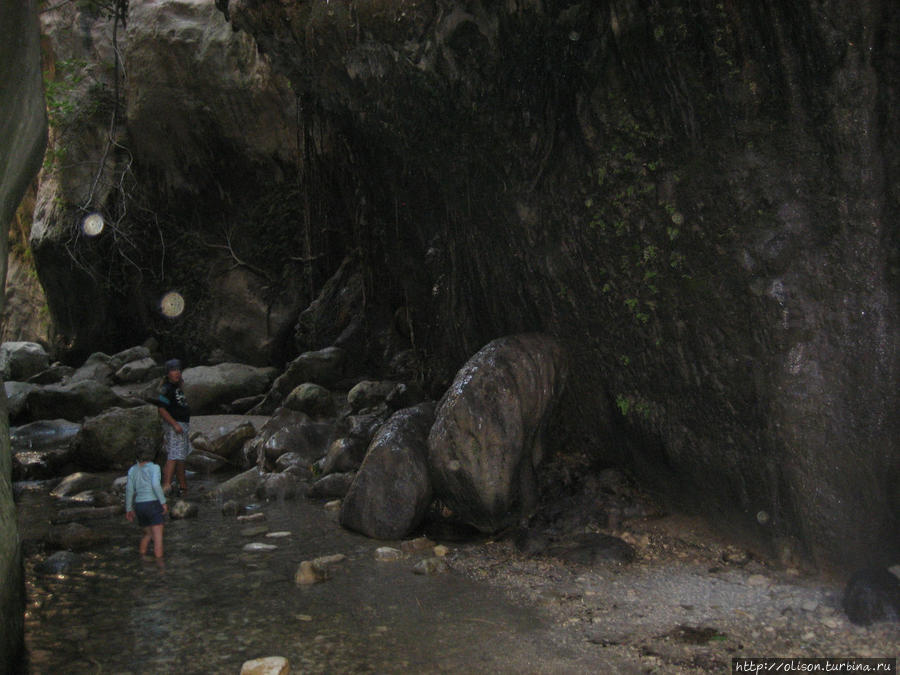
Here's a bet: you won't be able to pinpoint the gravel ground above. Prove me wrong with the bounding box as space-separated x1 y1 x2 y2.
445 512 899 673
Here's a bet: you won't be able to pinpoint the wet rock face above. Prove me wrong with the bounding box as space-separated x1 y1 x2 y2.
28 0 900 569
428 335 566 533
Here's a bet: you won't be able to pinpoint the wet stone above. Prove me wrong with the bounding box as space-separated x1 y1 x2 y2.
35 550 82 575
237 511 266 522
243 542 278 552
375 547 403 561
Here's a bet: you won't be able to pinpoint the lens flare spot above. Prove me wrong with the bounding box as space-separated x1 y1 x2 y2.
82 213 105 236
160 291 185 318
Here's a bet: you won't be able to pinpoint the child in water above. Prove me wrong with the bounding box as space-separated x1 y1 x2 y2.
125 439 169 559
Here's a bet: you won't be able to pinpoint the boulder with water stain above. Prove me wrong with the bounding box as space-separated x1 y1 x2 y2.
428 334 567 533
339 402 435 539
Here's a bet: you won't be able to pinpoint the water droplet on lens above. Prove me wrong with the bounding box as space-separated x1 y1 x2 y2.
82 213 105 236
756 510 770 525
160 291 185 318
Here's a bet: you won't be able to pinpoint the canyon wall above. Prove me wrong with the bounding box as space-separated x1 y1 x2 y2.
29 0 899 571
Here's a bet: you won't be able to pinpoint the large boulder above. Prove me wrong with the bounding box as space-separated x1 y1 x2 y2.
428 335 567 533
72 405 163 470
68 352 116 386
340 403 435 539
21 380 138 423
0 342 49 382
182 363 277 415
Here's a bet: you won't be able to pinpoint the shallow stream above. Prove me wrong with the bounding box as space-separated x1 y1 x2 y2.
17 471 591 674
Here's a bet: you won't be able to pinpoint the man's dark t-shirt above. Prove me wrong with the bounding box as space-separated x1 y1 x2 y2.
158 381 190 422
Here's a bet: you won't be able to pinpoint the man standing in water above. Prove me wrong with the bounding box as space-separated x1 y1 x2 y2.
158 359 192 495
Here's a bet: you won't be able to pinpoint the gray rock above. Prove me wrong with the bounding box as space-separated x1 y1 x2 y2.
114 357 160 384
10 419 81 452
0 341 49 381
50 472 109 498
282 382 337 418
21 379 138 423
347 380 397 413
182 363 277 415
210 467 260 502
308 472 355 500
253 347 347 414
72 405 162 470
109 346 152 371
69 353 115 386
36 550 82 575
248 408 335 470
26 364 73 385
320 436 368 475
4 381 37 423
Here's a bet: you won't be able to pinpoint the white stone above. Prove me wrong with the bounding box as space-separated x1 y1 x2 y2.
240 655 290 675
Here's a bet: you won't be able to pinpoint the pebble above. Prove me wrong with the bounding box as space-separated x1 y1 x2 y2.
265 531 291 538
243 542 277 552
433 545 449 557
375 547 403 562
413 557 447 575
237 512 266 522
801 599 818 612
324 499 341 511
295 560 329 585
747 574 769 587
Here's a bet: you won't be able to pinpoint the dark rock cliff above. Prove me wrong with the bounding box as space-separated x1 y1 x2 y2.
29 0 899 571
2 0 48 667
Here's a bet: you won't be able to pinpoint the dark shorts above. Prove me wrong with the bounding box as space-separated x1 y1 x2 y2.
134 500 165 527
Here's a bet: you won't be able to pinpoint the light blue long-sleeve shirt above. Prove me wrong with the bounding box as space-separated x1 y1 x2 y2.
125 461 167 511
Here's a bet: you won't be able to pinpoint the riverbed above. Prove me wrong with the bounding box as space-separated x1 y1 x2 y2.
15 449 900 674
17 471 604 674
